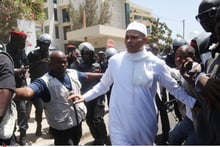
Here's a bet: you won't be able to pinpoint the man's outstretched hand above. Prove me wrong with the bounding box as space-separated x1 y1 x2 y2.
68 94 85 104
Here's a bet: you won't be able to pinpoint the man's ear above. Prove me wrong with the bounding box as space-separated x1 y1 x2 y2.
144 36 148 44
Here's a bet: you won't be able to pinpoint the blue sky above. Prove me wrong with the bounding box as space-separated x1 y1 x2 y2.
131 0 204 42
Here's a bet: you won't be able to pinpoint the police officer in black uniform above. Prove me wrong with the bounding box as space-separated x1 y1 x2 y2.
189 0 220 144
76 42 108 145
26 33 52 137
195 0 220 65
6 31 30 145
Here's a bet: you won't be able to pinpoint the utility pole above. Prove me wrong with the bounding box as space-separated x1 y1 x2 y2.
82 9 86 28
183 19 185 39
82 9 87 41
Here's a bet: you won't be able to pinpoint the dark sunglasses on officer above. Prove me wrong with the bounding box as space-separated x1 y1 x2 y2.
195 7 217 22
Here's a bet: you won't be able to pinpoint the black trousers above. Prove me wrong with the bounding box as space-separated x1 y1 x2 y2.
51 123 82 145
14 99 28 132
85 95 108 145
26 97 43 124
155 92 170 144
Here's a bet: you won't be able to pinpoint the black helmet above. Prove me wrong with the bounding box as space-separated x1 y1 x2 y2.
196 0 220 32
197 0 220 21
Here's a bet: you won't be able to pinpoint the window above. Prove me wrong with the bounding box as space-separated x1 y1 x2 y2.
62 9 70 22
143 17 148 21
55 26 59 39
54 8 58 21
147 26 150 35
124 3 130 26
63 26 71 40
134 15 141 20
44 26 49 34
44 8 48 20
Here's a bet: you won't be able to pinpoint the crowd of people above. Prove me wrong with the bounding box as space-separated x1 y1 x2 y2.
1 0 220 145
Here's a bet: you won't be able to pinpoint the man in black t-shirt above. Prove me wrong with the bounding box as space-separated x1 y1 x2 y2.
0 51 16 145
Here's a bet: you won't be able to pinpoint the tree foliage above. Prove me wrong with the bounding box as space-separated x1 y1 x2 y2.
0 0 45 43
69 0 111 30
148 17 172 53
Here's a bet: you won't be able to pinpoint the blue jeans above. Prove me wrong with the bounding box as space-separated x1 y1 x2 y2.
169 116 197 145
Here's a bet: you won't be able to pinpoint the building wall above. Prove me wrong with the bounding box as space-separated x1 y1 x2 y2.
88 37 125 52
36 0 152 52
108 0 126 29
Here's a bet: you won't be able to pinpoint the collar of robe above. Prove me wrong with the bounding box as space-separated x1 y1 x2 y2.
125 48 150 61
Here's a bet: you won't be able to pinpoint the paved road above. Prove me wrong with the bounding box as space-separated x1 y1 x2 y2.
15 105 109 146
15 105 177 145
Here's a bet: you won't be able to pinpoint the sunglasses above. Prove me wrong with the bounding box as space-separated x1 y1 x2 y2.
195 7 217 22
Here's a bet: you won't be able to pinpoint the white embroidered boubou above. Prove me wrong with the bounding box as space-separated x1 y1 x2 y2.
133 60 153 87
126 49 153 87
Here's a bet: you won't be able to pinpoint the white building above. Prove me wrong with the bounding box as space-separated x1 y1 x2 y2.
38 0 152 52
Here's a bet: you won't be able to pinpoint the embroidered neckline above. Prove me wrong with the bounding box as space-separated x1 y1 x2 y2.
125 48 150 61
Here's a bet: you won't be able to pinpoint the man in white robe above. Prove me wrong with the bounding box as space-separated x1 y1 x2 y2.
69 21 197 145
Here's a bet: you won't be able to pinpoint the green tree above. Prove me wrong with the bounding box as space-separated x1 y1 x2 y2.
69 0 111 30
0 0 45 43
148 17 172 53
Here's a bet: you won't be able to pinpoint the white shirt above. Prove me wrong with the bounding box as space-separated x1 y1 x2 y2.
83 49 196 145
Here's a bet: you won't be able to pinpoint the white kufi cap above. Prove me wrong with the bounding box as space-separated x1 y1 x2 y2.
126 21 147 36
